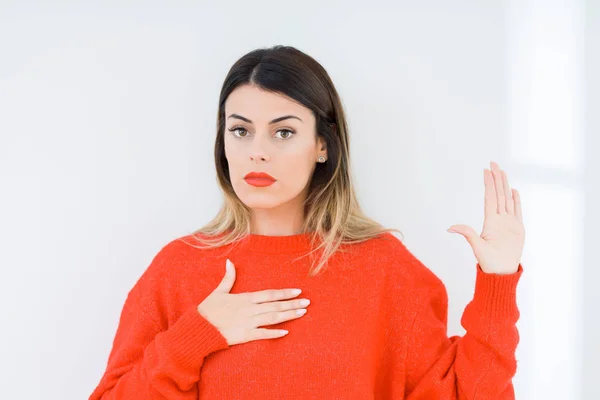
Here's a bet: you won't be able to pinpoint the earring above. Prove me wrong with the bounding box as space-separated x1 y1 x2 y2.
318 156 326 163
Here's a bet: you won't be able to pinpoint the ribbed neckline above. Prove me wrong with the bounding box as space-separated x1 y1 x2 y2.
235 232 320 254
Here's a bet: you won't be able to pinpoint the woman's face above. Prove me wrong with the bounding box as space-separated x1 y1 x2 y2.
223 84 327 211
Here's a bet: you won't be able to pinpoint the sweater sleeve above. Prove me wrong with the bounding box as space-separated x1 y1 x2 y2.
89 294 230 399
403 263 523 399
89 243 230 400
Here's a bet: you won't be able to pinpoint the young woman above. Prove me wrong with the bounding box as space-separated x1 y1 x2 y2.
90 45 525 399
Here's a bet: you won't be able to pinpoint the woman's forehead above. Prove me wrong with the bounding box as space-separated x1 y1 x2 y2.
225 86 312 123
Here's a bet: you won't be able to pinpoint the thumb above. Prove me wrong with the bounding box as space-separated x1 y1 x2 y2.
214 259 236 293
447 225 483 248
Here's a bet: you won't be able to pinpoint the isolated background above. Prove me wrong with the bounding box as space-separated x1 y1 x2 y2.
1 1 597 399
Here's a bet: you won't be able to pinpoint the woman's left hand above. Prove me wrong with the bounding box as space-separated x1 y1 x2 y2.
447 161 525 275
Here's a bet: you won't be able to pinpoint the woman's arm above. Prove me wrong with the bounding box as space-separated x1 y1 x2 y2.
89 290 229 399
89 240 230 400
375 161 524 397
403 263 522 399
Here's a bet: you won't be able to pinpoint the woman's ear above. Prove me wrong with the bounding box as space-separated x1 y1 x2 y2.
317 135 327 155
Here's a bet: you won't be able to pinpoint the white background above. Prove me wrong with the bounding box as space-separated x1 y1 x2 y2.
1 1 598 399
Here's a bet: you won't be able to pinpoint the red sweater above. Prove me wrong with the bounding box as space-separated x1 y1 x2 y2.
89 232 523 399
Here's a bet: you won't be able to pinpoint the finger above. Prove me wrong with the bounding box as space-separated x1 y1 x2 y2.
484 168 497 218
502 169 515 215
491 161 506 214
447 224 483 248
251 309 307 328
513 188 523 223
247 288 302 304
246 328 289 341
252 298 310 316
214 259 236 293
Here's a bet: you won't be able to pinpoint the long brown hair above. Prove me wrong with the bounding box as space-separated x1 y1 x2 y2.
183 45 402 276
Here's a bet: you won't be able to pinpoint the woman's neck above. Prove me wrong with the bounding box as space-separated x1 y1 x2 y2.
249 206 305 236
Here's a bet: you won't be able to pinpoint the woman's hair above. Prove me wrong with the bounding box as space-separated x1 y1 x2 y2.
185 45 402 276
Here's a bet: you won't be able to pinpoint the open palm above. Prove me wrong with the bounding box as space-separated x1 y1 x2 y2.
448 161 525 275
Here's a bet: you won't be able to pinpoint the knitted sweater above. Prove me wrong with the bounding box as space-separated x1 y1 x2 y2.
89 232 523 399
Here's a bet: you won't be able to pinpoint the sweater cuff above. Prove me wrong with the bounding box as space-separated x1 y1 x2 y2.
471 263 523 320
156 306 230 371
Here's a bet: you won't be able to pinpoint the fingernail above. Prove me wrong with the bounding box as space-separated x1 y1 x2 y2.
291 289 302 295
226 259 232 270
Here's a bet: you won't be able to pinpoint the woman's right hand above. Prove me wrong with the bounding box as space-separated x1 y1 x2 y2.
197 259 310 346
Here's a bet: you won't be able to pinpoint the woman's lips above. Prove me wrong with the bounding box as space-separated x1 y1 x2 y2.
244 178 275 187
244 172 276 187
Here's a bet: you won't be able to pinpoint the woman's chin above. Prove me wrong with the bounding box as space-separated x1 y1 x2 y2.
238 194 282 210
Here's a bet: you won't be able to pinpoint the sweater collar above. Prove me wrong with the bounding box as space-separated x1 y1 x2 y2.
235 232 320 254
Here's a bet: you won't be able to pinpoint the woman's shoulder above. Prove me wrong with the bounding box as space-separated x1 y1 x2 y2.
133 233 221 282
358 232 445 294
124 233 225 301
146 234 207 268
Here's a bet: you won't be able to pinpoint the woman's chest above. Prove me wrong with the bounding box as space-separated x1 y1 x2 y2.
197 265 384 398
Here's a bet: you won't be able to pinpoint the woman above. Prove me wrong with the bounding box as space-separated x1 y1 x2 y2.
90 45 525 399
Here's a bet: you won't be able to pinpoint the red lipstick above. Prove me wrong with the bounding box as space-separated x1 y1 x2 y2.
244 172 276 187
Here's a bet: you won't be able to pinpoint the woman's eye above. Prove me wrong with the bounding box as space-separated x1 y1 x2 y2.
275 129 295 140
228 127 294 140
229 127 249 138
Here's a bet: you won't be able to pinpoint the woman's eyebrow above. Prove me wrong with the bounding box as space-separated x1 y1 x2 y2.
227 114 303 124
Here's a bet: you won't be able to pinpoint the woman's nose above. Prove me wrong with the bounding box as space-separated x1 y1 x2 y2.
249 135 270 164
250 153 269 164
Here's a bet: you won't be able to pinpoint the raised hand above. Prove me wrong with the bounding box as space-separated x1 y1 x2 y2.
197 259 310 345
447 161 525 275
